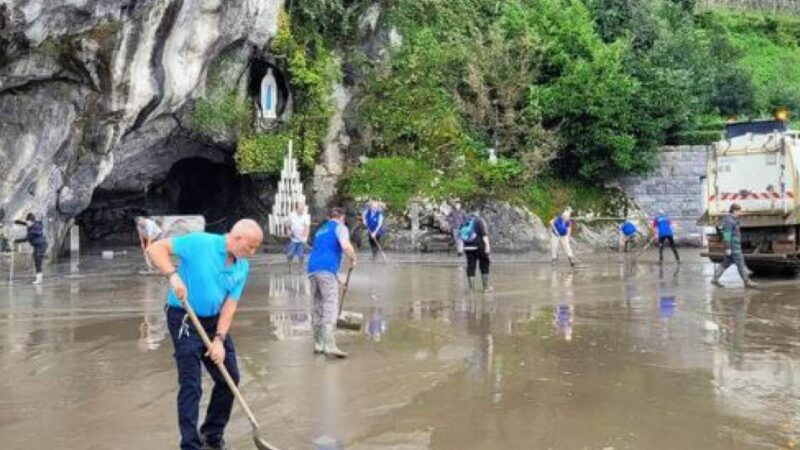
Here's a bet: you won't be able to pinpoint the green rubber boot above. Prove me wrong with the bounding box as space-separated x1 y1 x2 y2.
313 325 324 354
322 325 348 359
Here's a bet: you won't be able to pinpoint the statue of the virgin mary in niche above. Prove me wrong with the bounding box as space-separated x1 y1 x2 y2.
259 68 278 119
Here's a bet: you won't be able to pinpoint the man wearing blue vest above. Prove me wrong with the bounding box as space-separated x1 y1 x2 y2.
618 218 639 252
147 219 263 450
362 199 385 261
549 208 576 267
652 209 680 263
308 207 358 358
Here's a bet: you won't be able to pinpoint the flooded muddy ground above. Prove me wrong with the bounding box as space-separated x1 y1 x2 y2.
1 250 799 449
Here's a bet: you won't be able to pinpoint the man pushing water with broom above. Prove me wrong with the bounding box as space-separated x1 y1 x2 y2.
147 219 276 450
308 207 358 358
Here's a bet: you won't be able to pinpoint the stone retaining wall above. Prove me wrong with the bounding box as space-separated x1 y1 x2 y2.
620 146 708 246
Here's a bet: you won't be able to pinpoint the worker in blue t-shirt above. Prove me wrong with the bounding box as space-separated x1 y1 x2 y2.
147 219 263 450
652 209 680 263
618 218 639 253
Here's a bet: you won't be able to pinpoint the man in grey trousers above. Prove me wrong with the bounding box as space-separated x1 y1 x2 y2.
307 207 358 358
712 203 758 288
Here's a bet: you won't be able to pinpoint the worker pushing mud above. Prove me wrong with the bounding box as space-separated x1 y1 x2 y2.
308 207 358 358
148 219 263 450
712 203 759 288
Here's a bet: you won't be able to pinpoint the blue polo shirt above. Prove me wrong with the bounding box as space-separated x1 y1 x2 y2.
166 232 250 317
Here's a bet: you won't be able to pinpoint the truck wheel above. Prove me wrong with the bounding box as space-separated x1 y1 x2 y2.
749 266 800 278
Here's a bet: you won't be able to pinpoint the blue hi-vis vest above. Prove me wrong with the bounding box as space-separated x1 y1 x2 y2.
654 214 673 237
553 217 571 236
365 209 383 232
621 221 637 237
308 220 343 274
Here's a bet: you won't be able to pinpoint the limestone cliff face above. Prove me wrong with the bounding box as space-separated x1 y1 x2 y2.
0 0 282 249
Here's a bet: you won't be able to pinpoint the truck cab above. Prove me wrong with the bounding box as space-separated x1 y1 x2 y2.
699 119 800 274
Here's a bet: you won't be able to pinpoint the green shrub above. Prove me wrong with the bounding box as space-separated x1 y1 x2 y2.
429 171 482 202
698 10 800 116
235 132 290 174
232 10 340 174
666 130 723 145
525 183 560 221
474 157 528 187
344 157 432 209
523 178 625 220
193 92 251 137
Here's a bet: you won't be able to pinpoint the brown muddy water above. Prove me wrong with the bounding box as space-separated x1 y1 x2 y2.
1 251 799 449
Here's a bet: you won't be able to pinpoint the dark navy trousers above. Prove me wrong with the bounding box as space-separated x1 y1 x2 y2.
166 306 239 450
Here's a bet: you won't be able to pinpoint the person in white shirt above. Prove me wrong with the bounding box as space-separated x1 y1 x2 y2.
136 216 162 271
285 202 311 269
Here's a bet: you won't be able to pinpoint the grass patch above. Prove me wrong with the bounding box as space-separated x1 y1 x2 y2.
699 10 800 113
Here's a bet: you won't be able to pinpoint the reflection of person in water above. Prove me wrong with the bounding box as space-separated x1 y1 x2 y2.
365 308 387 342
553 303 575 341
625 275 640 307
464 297 495 382
720 295 750 367
657 265 680 322
658 295 676 320
550 271 575 341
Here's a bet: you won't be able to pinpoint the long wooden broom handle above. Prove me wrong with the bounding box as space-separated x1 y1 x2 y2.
338 266 353 317
180 297 261 431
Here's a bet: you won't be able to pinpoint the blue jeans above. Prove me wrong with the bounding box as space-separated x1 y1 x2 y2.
166 306 239 450
286 241 306 260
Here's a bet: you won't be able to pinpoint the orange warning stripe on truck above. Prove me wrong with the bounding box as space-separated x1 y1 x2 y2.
708 192 794 201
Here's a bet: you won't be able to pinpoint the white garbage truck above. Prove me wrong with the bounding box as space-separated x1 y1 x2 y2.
699 119 800 275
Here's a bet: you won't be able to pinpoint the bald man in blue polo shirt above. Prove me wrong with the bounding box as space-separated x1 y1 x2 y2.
148 219 263 450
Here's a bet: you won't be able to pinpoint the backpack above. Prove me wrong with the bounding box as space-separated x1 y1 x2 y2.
459 218 478 243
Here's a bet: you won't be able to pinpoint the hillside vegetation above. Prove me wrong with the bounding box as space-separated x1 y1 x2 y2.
220 1 800 217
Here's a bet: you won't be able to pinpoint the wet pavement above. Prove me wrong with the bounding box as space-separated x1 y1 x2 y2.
1 251 800 449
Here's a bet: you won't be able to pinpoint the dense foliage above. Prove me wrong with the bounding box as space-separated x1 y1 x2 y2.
235 11 341 174
193 7 342 175
346 0 799 211
700 10 800 114
195 0 800 214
